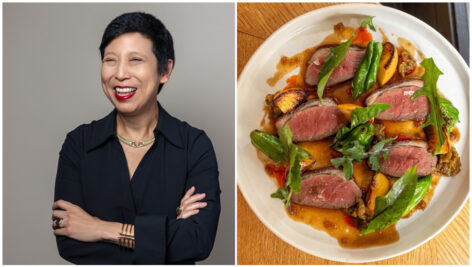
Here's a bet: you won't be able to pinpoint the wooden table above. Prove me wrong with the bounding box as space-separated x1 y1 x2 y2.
237 3 469 264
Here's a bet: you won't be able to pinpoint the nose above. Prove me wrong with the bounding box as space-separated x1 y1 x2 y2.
115 61 131 81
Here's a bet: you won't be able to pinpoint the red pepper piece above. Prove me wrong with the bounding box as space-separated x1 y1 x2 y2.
346 87 352 95
343 215 356 227
396 135 411 141
405 65 417 75
265 164 287 187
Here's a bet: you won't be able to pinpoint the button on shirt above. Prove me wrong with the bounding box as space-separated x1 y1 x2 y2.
54 102 221 264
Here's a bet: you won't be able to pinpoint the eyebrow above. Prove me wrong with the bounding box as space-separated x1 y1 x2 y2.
103 51 147 58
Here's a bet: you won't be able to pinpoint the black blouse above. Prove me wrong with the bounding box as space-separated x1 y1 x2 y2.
53 102 220 264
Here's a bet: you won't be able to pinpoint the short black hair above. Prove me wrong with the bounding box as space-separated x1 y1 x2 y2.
99 12 175 94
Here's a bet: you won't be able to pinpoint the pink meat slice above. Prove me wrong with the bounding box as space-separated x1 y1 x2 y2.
287 105 346 142
380 144 437 177
365 78 429 121
372 87 429 121
275 99 346 142
292 169 362 209
305 46 366 87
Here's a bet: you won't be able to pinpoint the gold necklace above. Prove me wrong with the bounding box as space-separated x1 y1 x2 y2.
117 134 155 148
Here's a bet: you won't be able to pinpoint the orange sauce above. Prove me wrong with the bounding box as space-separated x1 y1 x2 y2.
379 27 389 43
289 203 399 248
398 37 426 60
380 120 426 140
450 126 460 144
298 139 339 169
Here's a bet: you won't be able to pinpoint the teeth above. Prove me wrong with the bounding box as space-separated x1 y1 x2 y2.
115 87 137 93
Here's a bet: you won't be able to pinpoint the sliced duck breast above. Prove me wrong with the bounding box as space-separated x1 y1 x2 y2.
365 78 429 121
275 98 347 142
379 140 437 177
305 45 366 87
292 168 362 209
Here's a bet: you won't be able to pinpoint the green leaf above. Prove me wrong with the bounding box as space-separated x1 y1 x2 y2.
361 166 418 235
279 124 293 155
368 137 396 172
373 165 418 216
294 144 311 159
343 141 366 162
331 157 354 180
412 58 446 154
250 130 287 162
402 175 432 217
286 145 302 193
271 187 289 200
439 97 460 132
351 104 391 129
360 16 376 31
332 126 351 145
317 35 356 100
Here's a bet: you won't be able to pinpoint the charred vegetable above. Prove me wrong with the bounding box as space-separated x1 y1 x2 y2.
366 173 390 217
273 89 306 114
398 49 417 77
377 42 398 86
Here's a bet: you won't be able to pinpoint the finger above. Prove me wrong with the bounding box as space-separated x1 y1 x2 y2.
51 217 68 230
53 227 68 236
182 202 207 212
52 210 68 219
52 200 75 211
181 186 195 202
182 193 206 206
179 209 200 219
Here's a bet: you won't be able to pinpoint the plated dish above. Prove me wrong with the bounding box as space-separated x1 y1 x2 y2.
237 4 469 262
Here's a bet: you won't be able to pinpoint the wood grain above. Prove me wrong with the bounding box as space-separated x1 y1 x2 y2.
237 2 469 264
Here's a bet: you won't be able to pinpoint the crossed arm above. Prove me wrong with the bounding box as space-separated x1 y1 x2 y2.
53 130 220 264
52 186 206 246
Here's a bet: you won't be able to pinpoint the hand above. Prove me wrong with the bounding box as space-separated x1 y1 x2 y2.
177 186 207 219
52 199 104 242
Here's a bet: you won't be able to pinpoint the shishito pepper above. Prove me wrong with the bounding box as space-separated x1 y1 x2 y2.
352 41 383 99
352 40 374 99
365 41 383 91
250 130 287 162
250 129 311 162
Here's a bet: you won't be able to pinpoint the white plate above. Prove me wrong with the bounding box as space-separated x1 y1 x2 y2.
237 4 469 263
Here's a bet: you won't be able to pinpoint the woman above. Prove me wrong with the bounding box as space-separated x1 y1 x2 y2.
52 12 220 264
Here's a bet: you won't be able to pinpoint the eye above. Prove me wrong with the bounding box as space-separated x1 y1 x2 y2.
131 57 143 62
103 58 116 63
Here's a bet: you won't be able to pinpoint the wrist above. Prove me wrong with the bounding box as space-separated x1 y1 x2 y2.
96 219 121 242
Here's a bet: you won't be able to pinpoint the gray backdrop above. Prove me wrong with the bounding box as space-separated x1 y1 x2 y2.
3 3 234 264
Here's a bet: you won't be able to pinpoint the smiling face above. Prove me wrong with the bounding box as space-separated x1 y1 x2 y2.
101 32 171 115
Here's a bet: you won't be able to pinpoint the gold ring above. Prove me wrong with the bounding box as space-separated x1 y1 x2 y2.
176 206 183 216
55 218 63 228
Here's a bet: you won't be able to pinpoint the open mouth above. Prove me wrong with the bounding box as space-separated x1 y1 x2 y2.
114 87 137 101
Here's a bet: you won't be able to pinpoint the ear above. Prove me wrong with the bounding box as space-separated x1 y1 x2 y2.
159 59 174 84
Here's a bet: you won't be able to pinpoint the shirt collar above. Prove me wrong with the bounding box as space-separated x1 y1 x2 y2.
86 101 184 152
